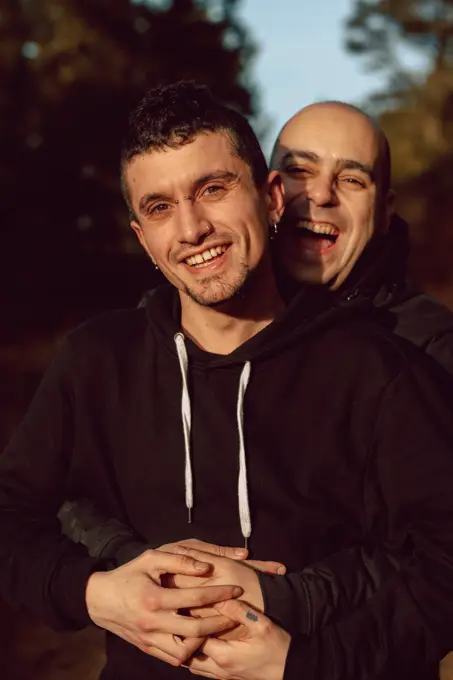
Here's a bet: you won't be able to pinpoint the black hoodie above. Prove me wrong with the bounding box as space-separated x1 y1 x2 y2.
1 285 453 680
336 214 453 375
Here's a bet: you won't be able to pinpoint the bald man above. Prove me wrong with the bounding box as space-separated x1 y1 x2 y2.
272 101 453 374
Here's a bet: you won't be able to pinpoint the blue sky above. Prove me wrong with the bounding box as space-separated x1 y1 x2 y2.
237 0 421 156
139 0 427 155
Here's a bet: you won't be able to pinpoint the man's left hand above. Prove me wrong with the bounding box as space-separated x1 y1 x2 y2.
186 600 291 680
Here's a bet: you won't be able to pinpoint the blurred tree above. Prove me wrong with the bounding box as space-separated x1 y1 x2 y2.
344 0 453 179
346 0 453 77
344 0 453 307
0 0 260 321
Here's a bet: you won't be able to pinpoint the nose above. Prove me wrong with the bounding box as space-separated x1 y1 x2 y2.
307 174 337 207
174 201 212 244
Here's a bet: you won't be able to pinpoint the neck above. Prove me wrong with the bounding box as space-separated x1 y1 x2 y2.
180 263 284 355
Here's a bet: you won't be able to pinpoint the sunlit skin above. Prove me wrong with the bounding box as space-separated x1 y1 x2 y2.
271 103 395 290
125 132 284 353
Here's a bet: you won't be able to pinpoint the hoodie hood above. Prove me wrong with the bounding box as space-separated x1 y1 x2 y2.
337 213 413 307
142 280 373 367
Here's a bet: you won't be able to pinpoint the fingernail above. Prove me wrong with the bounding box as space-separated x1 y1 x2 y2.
234 548 247 557
195 561 207 571
277 566 286 575
232 586 243 597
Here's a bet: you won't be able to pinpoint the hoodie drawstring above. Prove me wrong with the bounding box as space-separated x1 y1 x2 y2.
237 361 252 546
174 333 193 523
174 333 252 545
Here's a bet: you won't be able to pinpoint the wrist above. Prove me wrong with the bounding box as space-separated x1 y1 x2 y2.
85 570 106 625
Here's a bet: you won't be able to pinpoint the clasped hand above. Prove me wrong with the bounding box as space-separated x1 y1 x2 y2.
161 543 291 680
85 538 285 668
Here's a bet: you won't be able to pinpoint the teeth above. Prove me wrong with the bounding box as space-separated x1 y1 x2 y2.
185 244 228 267
299 220 337 237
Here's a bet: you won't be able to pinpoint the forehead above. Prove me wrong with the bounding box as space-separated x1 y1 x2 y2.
125 131 246 198
277 106 380 167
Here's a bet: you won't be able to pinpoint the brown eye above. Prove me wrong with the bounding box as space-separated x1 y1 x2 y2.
150 202 169 215
341 176 366 188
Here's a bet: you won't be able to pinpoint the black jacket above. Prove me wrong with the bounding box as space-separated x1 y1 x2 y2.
2 285 453 680
337 214 453 375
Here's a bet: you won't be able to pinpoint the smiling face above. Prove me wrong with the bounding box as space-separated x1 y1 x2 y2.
272 103 394 289
126 131 282 307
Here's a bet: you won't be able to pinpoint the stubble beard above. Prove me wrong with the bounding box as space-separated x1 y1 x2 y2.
183 260 251 308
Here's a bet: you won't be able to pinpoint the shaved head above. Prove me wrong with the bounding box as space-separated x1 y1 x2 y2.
271 101 395 289
272 101 391 196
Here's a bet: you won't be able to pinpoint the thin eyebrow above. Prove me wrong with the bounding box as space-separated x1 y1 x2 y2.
279 150 320 167
193 171 238 190
280 150 375 182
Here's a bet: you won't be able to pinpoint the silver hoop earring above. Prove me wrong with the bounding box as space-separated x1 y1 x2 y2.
270 222 278 240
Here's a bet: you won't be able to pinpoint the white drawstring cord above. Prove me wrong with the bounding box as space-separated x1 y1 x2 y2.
174 333 193 523
174 334 253 544
237 361 252 546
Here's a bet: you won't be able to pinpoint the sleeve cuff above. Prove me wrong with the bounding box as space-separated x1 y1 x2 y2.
115 541 152 566
258 572 310 635
48 552 109 629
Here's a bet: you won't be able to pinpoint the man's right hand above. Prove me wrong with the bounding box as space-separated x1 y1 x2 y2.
85 549 243 666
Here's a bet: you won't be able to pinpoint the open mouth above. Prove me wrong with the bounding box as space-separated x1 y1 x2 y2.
293 220 338 253
184 244 230 269
295 220 338 243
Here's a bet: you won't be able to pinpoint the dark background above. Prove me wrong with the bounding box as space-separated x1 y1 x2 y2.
1 1 453 677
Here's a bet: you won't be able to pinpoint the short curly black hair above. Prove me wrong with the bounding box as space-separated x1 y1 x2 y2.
121 81 268 219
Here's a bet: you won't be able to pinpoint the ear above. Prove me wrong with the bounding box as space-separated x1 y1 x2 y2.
130 220 156 264
381 189 396 234
265 170 285 224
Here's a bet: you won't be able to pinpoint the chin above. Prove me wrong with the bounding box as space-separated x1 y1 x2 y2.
184 279 244 308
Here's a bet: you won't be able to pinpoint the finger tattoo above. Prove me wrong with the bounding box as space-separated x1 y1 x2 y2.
246 611 258 622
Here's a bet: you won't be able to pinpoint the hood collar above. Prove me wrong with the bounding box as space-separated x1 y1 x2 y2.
337 213 411 305
142 281 373 367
